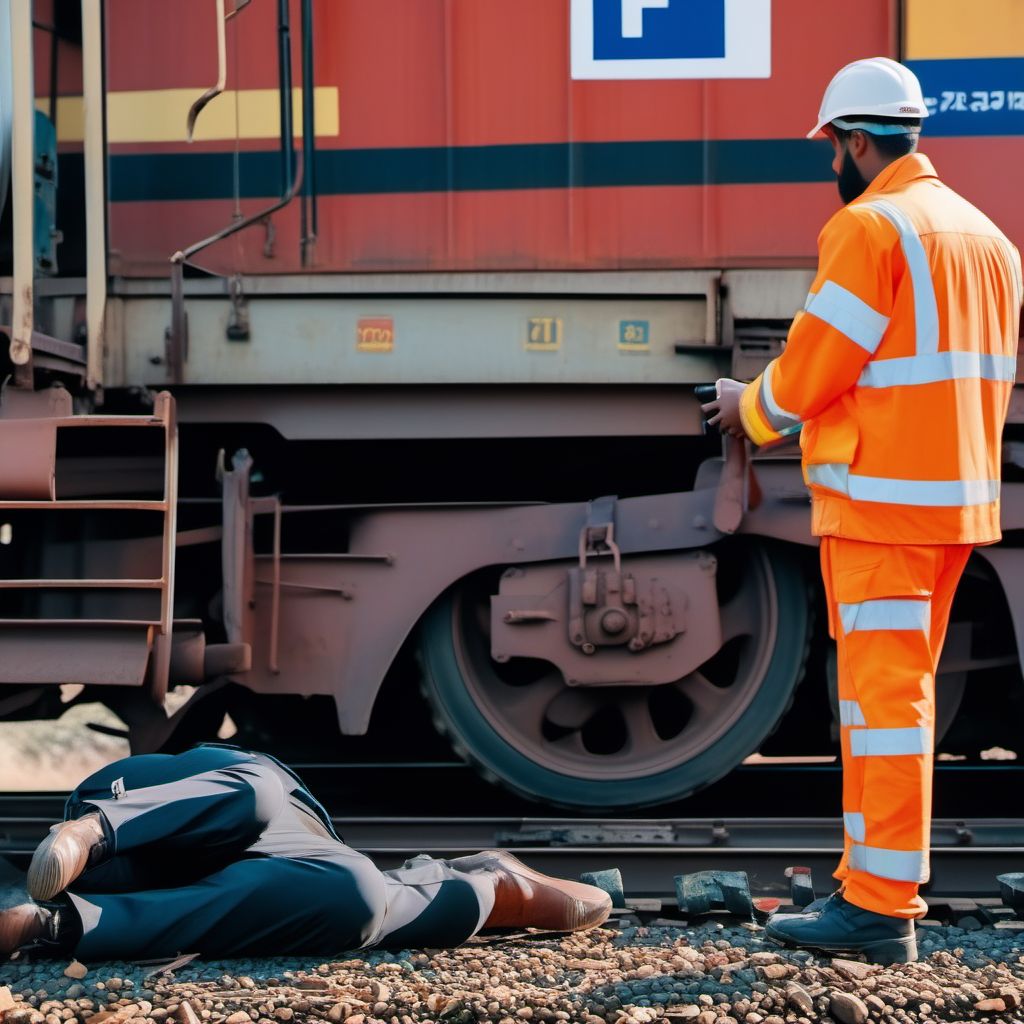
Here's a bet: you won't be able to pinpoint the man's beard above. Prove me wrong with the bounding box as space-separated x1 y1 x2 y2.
837 148 870 204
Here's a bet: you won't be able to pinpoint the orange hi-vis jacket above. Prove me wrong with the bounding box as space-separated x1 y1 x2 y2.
740 153 1023 545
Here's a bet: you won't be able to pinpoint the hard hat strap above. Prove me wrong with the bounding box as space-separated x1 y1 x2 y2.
831 118 920 136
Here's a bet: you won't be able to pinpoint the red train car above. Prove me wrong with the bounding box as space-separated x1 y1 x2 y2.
96 0 1023 279
1 0 1022 809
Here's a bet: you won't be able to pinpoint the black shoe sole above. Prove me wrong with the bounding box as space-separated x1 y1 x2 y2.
765 925 918 965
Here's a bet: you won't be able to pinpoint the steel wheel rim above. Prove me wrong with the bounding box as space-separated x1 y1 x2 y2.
449 544 781 782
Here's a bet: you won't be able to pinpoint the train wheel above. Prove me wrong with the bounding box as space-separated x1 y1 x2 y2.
418 541 811 810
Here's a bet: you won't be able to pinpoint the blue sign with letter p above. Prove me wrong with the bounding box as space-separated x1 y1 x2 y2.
593 0 726 61
571 0 771 80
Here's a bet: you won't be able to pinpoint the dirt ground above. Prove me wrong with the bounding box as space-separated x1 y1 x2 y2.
0 703 129 790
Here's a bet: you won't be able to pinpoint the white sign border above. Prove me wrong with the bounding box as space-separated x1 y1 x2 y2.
571 0 772 80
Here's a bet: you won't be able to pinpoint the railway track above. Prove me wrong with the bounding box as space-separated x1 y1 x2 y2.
211 759 1024 818
2 762 1021 906
2 802 1022 903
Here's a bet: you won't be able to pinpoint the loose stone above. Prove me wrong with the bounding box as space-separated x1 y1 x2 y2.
784 984 814 1016
973 997 1006 1012
829 991 869 1024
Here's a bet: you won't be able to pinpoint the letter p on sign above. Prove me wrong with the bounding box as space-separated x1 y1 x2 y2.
622 0 669 38
571 0 771 79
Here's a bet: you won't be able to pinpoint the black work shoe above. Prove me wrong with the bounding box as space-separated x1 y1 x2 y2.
765 891 917 965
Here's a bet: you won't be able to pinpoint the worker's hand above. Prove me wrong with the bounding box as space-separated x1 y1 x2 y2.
701 379 748 440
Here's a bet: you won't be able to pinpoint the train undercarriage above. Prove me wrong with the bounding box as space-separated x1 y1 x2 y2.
2 284 1023 809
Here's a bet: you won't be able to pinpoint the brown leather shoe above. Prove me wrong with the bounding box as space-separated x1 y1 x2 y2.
452 850 612 932
27 812 107 901
0 904 53 959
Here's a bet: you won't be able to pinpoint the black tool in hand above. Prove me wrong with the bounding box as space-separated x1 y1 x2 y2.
694 383 719 433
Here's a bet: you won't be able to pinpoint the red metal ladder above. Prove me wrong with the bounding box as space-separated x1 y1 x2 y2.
0 390 179 701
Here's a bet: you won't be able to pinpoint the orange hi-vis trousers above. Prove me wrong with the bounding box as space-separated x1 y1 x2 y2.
820 536 973 919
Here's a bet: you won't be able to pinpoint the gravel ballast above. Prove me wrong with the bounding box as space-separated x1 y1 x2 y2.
3 916 1024 1024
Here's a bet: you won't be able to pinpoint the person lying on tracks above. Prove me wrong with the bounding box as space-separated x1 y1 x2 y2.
0 744 611 960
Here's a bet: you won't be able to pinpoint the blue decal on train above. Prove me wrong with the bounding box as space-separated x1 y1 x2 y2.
592 0 725 61
907 58 1024 136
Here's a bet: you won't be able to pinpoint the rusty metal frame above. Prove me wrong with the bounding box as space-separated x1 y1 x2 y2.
229 458 1024 734
0 392 179 700
0 417 58 499
492 553 720 686
151 392 179 700
236 487 729 731
250 495 282 674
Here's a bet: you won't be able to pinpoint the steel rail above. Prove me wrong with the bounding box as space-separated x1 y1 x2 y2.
1 810 1021 902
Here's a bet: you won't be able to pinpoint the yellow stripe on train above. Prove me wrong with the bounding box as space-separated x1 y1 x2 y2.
37 87 340 145
905 0 1024 60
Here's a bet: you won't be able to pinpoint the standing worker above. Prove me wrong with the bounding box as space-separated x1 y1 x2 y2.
704 57 1022 964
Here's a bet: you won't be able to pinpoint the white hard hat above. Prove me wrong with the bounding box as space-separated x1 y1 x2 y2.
807 57 928 139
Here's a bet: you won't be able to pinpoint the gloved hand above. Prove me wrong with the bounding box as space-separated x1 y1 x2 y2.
699 379 748 440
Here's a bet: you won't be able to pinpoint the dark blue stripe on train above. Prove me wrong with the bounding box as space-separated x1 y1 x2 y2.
907 58 1024 136
106 138 835 203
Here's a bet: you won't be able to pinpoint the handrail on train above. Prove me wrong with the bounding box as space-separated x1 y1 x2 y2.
166 0 313 383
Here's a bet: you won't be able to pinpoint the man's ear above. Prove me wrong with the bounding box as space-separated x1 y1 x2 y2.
849 129 871 160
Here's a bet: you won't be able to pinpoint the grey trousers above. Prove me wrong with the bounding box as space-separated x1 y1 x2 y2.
61 746 495 959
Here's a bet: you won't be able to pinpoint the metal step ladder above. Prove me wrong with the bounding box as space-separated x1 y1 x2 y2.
0 389 179 701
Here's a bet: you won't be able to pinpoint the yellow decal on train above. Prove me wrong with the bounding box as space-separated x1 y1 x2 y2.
525 317 563 352
357 318 394 353
904 0 1024 60
37 87 340 145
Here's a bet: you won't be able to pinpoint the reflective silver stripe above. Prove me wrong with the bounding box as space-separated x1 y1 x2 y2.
851 726 931 757
759 359 802 432
805 280 890 354
849 843 929 883
839 700 866 727
838 599 930 635
843 811 866 842
804 290 816 311
806 463 850 494
806 464 1000 507
859 351 1017 388
859 199 940 356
